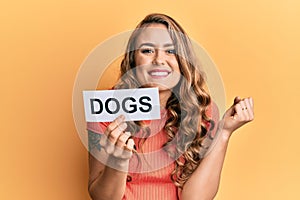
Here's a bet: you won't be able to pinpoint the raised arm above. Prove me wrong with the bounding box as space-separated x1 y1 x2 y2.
88 115 135 200
181 97 254 200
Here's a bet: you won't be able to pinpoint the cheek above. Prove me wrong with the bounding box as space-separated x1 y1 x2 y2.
135 66 142 76
170 59 180 72
135 54 151 67
135 66 145 83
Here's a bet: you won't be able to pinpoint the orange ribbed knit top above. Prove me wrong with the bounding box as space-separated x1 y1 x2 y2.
87 104 219 200
87 109 180 200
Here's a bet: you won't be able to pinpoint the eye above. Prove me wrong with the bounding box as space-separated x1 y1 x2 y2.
140 48 154 54
166 49 176 55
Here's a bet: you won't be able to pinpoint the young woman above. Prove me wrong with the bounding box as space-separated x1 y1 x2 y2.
87 13 254 200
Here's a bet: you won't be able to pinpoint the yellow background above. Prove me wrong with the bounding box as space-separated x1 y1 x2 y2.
1 0 299 199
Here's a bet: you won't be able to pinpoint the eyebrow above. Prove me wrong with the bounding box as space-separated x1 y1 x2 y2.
138 43 174 48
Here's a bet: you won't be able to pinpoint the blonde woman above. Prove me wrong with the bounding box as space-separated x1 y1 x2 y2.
87 13 254 200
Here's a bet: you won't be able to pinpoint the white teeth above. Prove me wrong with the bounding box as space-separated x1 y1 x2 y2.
150 72 169 76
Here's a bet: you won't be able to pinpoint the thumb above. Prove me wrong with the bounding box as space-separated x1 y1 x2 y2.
224 96 240 118
234 96 242 105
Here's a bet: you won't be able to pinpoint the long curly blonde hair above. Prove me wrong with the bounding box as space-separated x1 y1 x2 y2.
114 13 213 188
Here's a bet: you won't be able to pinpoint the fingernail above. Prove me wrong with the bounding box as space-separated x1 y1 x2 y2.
116 115 125 123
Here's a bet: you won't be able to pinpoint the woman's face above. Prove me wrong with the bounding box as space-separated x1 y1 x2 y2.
134 23 181 92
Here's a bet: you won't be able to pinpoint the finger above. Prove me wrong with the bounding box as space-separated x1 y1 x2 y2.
116 132 131 148
234 96 242 105
108 122 127 144
229 96 241 117
233 103 243 120
105 115 125 137
126 137 135 151
105 139 115 154
249 97 254 108
239 99 246 110
244 98 254 120
121 138 135 159
243 99 251 121
112 145 123 157
105 122 127 154
112 132 131 157
238 100 248 119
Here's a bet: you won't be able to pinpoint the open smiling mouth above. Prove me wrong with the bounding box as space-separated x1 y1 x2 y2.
148 70 171 78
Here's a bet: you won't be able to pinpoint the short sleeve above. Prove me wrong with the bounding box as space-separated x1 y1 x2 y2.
86 121 110 134
205 101 220 138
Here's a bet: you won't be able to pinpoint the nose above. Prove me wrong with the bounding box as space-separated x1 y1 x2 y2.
152 49 165 66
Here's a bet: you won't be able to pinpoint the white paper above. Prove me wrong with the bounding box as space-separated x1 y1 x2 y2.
83 88 161 122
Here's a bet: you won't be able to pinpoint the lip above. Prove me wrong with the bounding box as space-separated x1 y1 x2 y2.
148 69 171 78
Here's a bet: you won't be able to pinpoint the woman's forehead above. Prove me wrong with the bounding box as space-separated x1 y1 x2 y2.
135 24 173 47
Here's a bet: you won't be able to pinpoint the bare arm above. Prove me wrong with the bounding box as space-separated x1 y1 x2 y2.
88 153 128 200
181 97 254 200
88 115 135 200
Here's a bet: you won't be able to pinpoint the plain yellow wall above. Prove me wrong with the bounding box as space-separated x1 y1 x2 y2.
1 0 299 199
